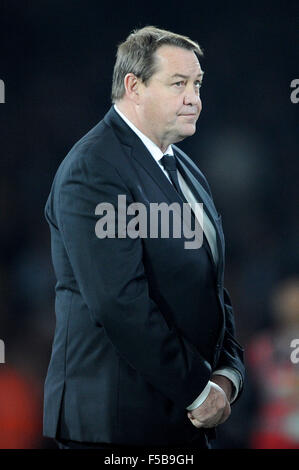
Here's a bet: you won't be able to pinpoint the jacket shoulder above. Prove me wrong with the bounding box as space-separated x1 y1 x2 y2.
44 117 125 227
52 117 124 182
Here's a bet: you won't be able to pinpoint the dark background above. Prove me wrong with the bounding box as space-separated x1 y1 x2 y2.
0 0 298 449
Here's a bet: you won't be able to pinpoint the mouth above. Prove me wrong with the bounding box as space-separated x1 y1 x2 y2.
178 113 197 117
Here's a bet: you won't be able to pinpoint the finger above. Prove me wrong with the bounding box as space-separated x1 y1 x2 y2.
196 406 225 428
188 416 203 428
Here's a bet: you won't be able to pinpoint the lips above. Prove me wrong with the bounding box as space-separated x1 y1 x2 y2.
178 111 198 116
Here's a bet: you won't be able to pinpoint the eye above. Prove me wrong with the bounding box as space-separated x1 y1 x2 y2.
195 81 202 88
173 81 186 87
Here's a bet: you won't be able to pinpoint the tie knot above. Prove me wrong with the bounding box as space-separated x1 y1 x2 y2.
160 154 177 172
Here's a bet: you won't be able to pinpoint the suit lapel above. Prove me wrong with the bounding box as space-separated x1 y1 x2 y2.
174 150 224 282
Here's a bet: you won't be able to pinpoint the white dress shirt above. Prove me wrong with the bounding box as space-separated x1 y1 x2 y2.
114 105 242 409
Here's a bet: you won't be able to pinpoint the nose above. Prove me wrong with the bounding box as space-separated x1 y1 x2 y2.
183 84 201 108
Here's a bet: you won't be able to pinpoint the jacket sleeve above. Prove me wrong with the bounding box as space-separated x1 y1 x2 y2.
214 287 245 403
56 153 212 409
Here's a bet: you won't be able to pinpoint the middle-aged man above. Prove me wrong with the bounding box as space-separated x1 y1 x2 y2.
43 26 245 450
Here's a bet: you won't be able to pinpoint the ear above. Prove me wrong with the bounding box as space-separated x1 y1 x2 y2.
123 73 141 104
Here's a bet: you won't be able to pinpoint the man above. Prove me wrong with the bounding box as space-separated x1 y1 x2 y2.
43 26 245 450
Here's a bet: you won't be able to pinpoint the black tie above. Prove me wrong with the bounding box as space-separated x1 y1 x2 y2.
160 154 186 202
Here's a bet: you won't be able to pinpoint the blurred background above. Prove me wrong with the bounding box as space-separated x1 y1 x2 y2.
0 0 298 449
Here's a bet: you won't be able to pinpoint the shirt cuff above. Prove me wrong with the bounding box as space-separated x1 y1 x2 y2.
212 367 242 404
186 381 212 410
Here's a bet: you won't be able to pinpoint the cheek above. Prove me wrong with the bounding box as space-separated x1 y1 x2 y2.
143 92 182 125
167 99 184 121
145 105 163 125
143 95 162 118
148 100 171 123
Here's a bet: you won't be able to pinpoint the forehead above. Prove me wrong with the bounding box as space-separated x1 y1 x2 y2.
153 45 203 77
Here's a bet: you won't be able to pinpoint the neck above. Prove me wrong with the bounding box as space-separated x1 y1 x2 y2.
115 100 170 153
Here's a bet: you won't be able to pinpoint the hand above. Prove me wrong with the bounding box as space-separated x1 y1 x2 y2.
210 374 233 403
187 381 231 429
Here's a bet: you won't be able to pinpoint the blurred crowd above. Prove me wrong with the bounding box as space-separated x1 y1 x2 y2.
0 1 298 448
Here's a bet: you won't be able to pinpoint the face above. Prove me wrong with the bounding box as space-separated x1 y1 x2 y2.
137 45 203 151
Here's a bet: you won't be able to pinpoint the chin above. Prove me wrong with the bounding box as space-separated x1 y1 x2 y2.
172 124 197 143
182 124 196 136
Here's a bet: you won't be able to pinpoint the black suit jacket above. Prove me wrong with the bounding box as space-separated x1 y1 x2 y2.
43 106 245 446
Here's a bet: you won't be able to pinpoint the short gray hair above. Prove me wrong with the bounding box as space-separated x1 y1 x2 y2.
111 26 203 103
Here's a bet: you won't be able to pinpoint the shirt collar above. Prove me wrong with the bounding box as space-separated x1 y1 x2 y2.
114 104 173 163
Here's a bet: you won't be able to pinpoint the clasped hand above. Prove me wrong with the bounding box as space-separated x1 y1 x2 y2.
187 375 232 429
